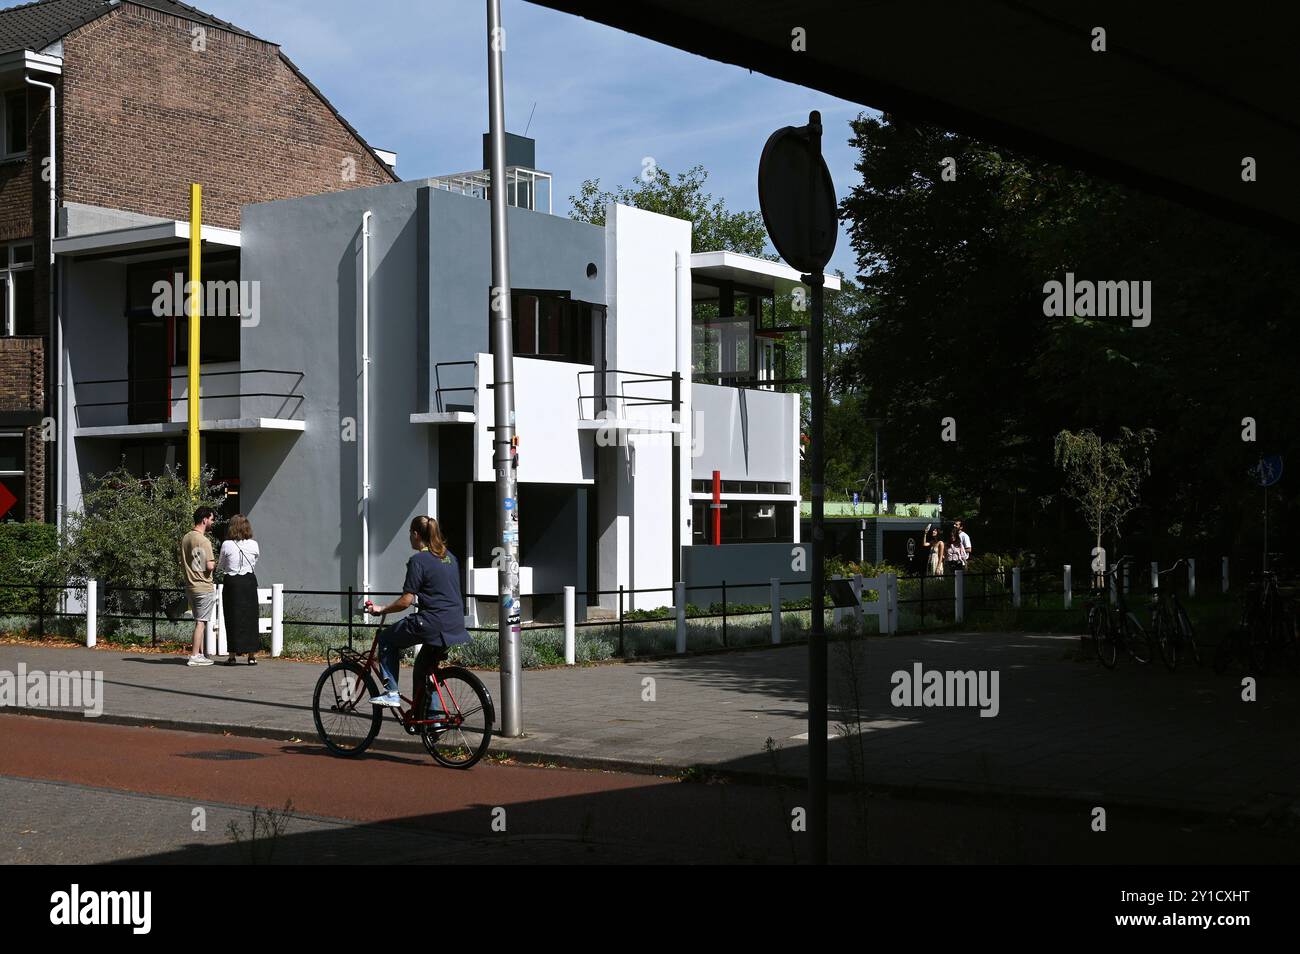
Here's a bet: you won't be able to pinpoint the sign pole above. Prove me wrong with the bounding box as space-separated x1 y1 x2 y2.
758 108 836 865
486 0 522 737
188 183 202 490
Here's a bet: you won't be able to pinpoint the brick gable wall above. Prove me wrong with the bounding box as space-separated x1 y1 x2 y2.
61 1 397 229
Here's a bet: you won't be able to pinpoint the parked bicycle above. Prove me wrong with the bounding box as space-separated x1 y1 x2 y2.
1214 569 1298 676
311 614 494 767
1150 559 1200 671
1086 555 1152 668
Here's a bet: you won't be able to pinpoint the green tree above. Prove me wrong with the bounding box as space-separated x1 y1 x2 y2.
837 111 1300 558
1053 428 1155 562
569 164 771 256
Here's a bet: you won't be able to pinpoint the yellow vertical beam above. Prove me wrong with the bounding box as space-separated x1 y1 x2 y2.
188 183 202 491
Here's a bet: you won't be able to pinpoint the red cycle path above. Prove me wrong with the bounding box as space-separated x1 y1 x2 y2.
0 713 816 860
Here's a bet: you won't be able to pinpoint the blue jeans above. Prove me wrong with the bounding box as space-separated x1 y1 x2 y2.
377 616 439 693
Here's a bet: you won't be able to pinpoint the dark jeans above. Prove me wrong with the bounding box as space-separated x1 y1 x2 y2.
377 616 442 693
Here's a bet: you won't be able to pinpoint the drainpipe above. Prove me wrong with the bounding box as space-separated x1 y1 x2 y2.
26 74 58 531
360 211 372 599
674 250 691 578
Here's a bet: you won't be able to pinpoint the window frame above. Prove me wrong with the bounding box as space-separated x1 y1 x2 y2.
0 430 25 522
1 89 29 160
1 241 35 336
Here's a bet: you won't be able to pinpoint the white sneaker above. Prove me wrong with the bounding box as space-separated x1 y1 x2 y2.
187 655 214 667
370 691 401 707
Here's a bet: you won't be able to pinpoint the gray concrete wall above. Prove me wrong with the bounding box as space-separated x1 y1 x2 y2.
425 187 605 392
63 258 132 512
682 542 811 606
237 180 608 596
240 178 427 594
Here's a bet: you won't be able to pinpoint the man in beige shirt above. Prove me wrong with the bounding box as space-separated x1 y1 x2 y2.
180 507 217 666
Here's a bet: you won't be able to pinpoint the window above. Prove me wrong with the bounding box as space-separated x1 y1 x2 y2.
0 431 25 522
691 479 792 495
500 289 598 364
126 254 241 364
2 90 27 157
691 499 795 545
2 242 36 336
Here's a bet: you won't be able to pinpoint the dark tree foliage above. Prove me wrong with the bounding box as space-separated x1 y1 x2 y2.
835 113 1299 566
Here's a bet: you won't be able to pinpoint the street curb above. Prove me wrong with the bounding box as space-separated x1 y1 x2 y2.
3 705 1288 827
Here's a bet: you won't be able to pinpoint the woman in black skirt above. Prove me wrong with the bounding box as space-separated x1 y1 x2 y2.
218 514 262 665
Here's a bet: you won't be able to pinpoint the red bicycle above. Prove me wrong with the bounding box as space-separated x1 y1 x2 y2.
311 614 493 768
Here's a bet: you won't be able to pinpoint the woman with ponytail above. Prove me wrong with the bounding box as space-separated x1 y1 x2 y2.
363 515 470 707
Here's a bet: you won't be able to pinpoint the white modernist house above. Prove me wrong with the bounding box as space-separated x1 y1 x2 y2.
56 138 837 621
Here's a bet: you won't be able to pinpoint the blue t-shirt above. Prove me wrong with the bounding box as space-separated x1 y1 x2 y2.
403 549 470 646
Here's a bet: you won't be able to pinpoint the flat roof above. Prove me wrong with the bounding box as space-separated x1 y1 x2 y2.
54 221 241 258
691 250 842 296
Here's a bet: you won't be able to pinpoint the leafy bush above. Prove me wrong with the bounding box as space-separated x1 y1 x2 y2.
29 464 225 610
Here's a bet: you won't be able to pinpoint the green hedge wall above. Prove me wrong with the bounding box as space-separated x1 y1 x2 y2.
0 522 58 614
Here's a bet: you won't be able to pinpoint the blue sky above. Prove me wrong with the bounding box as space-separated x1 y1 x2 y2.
19 0 878 276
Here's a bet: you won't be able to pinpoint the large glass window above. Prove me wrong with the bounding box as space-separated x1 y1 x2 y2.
503 290 598 364
126 254 241 365
691 499 795 545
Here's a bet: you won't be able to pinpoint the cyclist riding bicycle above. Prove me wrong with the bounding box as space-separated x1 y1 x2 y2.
363 515 470 707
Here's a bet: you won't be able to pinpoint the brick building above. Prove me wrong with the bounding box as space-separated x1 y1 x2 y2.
0 0 397 523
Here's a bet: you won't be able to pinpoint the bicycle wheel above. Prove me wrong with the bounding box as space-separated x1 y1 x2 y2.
421 666 493 768
1090 605 1117 669
1123 612 1152 665
1175 603 1200 667
1153 607 1177 671
313 661 383 756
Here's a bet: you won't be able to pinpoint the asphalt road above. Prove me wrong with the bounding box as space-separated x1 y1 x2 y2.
3 713 1297 864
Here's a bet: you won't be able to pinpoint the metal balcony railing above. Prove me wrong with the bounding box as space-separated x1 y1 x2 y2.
576 369 679 421
73 368 305 428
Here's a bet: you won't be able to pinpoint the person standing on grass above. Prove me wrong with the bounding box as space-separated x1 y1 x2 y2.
181 507 217 666
218 514 261 666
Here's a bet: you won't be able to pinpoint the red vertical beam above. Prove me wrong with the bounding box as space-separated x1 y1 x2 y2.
712 469 721 545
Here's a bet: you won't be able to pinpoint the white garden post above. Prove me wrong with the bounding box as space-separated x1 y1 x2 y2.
1063 565 1072 610
770 577 781 644
85 579 97 648
1151 561 1159 590
271 582 284 657
674 581 686 654
1011 567 1022 609
1187 558 1196 598
206 583 222 657
563 585 576 665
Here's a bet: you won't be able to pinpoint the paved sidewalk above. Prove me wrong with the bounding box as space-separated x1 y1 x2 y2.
2 633 1298 818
